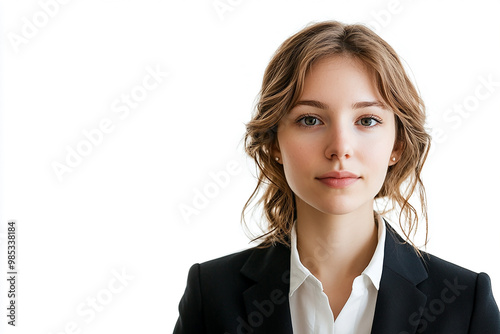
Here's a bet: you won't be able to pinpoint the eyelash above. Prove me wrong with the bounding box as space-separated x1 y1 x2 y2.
295 114 383 128
357 114 383 127
295 114 325 127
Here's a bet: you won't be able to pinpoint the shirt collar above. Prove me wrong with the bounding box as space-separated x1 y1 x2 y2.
362 212 386 290
289 222 311 296
289 212 386 296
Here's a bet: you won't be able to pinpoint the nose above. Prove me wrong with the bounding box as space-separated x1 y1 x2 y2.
324 121 353 160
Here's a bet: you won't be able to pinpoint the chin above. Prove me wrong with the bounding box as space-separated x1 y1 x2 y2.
295 192 374 217
321 207 359 216
310 201 363 217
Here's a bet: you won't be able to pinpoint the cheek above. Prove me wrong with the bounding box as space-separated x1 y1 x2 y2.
279 139 316 187
281 144 308 178
362 142 394 181
279 133 309 163
363 144 391 162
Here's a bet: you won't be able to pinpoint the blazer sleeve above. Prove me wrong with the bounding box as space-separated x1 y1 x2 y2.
469 272 500 333
173 264 205 334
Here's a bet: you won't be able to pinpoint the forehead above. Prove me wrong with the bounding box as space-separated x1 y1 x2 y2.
308 54 375 78
299 55 382 102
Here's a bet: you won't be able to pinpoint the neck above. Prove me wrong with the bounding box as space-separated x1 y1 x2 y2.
295 199 379 281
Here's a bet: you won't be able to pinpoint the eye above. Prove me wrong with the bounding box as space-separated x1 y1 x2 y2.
297 115 322 127
356 115 382 127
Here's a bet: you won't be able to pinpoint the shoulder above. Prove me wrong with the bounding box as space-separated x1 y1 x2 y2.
181 247 257 295
184 242 292 300
191 245 263 282
381 227 500 332
174 247 261 333
195 242 290 276
197 246 257 272
420 250 496 301
421 251 478 282
388 226 492 299
384 222 483 285
174 244 290 333
412 246 497 300
188 243 286 290
416 251 485 306
421 252 500 332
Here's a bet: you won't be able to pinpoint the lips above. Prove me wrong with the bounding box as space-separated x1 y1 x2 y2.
316 170 360 188
317 170 359 179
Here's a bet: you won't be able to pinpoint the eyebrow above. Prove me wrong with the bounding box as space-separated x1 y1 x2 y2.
293 100 387 110
352 101 387 110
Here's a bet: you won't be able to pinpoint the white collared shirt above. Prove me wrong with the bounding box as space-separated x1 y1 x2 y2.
289 213 386 334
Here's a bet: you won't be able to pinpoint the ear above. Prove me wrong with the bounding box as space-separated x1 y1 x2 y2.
271 140 282 165
389 140 403 166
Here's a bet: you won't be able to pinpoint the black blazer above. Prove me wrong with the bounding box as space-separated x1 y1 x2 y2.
173 222 500 333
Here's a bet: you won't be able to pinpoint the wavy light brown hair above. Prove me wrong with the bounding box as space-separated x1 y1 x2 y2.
242 20 431 252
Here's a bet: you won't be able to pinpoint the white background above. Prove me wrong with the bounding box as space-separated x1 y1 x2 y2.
1 0 499 333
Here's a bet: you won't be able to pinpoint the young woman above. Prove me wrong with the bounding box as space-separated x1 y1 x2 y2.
173 21 500 334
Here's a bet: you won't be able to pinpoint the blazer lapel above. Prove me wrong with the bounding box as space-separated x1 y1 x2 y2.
240 243 294 334
371 222 429 334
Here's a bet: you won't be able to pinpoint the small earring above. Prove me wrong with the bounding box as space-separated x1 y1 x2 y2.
275 157 280 161
391 157 396 162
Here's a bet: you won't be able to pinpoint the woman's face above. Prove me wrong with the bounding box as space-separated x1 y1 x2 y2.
275 55 401 217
